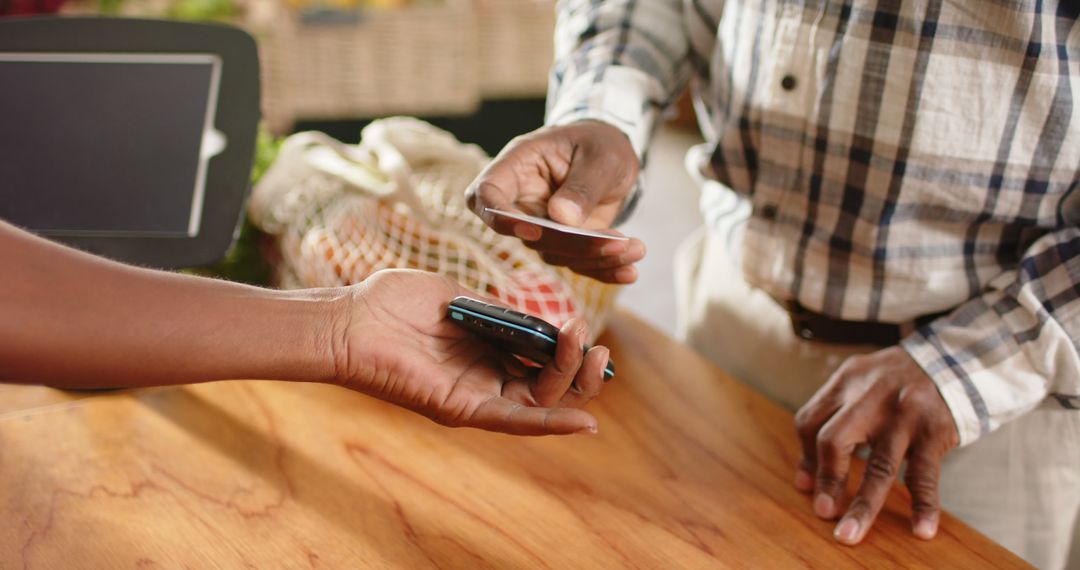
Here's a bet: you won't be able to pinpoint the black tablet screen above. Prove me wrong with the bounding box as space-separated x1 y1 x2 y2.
0 53 220 237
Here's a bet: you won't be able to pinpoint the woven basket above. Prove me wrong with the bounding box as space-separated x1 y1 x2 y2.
255 0 480 133
474 0 555 98
60 0 557 131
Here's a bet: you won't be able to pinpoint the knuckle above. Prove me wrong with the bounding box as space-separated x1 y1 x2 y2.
465 180 503 211
834 356 859 375
592 151 637 187
505 132 537 151
834 354 868 378
909 493 940 516
433 411 465 429
897 382 936 411
905 472 940 504
794 407 816 433
863 453 898 482
589 146 624 169
559 181 596 201
907 487 940 515
941 426 961 448
816 427 850 460
815 472 848 494
894 393 920 417
475 180 503 199
576 381 599 401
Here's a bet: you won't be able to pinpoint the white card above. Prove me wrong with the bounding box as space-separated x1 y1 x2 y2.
484 208 629 242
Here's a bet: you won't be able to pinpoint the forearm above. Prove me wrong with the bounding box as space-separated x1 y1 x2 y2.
0 221 342 388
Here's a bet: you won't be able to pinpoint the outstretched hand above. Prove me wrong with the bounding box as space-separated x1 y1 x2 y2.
793 346 960 544
333 269 610 435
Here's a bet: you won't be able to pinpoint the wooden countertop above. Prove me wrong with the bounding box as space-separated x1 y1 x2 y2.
0 310 1028 568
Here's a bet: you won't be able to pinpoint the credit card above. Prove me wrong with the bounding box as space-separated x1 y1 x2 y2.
483 208 629 242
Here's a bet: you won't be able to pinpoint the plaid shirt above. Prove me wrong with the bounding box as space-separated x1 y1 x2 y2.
547 0 1080 446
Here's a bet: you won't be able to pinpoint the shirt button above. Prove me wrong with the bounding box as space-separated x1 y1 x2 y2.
760 204 779 220
781 74 797 91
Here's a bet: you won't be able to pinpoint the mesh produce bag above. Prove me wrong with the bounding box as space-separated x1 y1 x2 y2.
248 117 620 340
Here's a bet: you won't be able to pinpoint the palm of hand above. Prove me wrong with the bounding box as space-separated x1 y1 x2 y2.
337 270 597 435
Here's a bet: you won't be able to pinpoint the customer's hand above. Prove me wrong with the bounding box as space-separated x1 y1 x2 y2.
793 346 959 545
465 120 646 283
333 269 610 435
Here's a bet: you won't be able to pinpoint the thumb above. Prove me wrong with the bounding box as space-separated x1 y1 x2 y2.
548 153 628 227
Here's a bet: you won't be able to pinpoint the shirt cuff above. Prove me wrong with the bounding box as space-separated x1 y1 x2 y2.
901 332 985 447
546 66 664 163
900 312 1060 448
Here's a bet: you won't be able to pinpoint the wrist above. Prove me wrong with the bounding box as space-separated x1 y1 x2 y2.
322 285 362 387
248 286 351 385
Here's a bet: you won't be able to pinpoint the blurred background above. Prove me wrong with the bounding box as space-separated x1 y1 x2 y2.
0 0 703 336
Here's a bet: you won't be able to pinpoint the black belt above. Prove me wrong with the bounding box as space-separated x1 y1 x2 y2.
785 301 945 347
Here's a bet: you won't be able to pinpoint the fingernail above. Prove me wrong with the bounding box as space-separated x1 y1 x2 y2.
794 470 813 492
600 240 628 255
913 518 937 540
576 424 598 435
614 265 637 282
814 493 835 518
513 223 541 241
834 518 860 544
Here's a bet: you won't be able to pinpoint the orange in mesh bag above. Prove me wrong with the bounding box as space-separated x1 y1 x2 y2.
248 117 620 340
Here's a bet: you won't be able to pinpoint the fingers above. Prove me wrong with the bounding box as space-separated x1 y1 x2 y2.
538 238 646 284
795 379 880 521
559 345 609 408
811 411 860 521
466 122 638 236
498 353 530 379
533 318 588 407
462 123 643 282
791 348 957 546
464 130 564 224
834 427 911 545
793 386 844 493
905 443 944 540
466 179 515 220
466 397 598 435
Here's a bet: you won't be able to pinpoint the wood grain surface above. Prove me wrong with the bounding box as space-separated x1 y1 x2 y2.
0 310 1029 568
0 384 92 417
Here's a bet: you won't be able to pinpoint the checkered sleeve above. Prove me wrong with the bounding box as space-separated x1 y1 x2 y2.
546 0 693 161
902 228 1080 446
